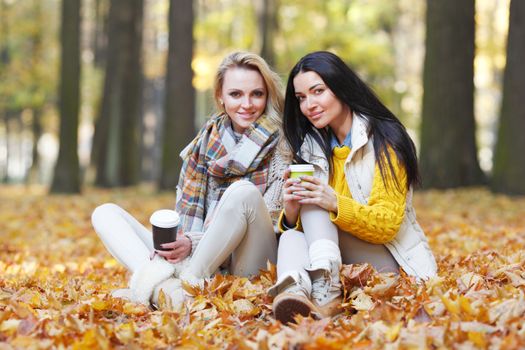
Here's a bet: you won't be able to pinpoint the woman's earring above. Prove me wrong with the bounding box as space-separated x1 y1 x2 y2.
219 99 224 106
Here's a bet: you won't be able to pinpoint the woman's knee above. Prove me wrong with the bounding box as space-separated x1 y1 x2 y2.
228 180 260 196
279 229 306 245
222 180 262 206
91 203 120 227
300 204 329 217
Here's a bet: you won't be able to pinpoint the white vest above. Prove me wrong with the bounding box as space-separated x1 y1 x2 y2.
299 114 437 279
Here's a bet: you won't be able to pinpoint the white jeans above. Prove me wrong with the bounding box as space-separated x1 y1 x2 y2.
277 205 399 281
92 181 277 278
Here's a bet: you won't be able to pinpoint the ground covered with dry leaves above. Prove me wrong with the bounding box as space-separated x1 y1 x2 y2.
1 185 525 349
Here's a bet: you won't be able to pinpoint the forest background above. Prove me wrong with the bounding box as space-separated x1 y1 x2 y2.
1 0 523 195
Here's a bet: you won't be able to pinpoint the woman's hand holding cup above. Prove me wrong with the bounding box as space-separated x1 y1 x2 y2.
150 209 191 263
282 168 302 226
283 164 317 226
155 235 192 263
295 175 338 213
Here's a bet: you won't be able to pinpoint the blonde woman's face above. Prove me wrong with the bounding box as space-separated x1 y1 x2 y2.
220 67 267 133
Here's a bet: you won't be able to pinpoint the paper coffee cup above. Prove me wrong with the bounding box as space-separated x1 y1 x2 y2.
289 164 315 179
150 209 180 250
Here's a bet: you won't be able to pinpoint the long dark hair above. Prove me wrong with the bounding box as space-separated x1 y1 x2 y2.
283 51 420 190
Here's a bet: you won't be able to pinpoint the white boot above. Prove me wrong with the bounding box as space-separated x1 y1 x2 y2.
306 239 343 317
152 278 190 311
178 269 205 288
126 255 176 305
111 288 134 301
171 257 191 277
269 271 320 324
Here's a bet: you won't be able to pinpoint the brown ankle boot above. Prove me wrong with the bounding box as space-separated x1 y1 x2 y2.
309 260 343 318
272 288 320 324
269 273 320 324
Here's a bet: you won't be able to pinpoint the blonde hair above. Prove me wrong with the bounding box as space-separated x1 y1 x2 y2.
213 51 284 128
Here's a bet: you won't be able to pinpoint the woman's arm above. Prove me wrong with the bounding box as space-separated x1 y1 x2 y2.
329 158 408 244
296 151 408 244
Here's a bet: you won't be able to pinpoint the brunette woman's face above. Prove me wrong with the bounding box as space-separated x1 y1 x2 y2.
293 71 349 131
220 67 267 133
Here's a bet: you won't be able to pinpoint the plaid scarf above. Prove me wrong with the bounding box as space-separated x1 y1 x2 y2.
176 113 279 234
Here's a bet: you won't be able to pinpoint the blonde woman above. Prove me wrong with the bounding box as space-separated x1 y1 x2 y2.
92 52 287 308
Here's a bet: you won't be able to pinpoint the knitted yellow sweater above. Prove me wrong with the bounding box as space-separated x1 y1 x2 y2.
279 146 407 244
329 146 407 244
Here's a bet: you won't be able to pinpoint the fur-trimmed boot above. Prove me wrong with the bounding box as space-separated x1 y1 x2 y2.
178 268 205 289
306 239 343 318
268 271 319 324
171 257 191 277
151 278 191 311
110 255 176 306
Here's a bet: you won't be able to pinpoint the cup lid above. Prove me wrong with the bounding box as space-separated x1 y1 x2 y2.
150 209 180 228
289 164 314 172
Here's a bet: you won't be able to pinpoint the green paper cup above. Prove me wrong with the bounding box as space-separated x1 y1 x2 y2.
289 164 315 179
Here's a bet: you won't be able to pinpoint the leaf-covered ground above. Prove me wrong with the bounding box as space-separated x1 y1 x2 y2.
1 186 525 349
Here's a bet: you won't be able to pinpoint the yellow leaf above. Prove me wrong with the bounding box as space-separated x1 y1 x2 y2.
91 300 108 311
458 272 484 291
29 292 43 307
115 322 136 343
10 301 37 319
192 307 218 320
467 331 486 348
72 329 110 350
367 274 399 296
224 277 242 302
504 271 525 287
232 299 260 317
122 302 148 315
211 296 230 312
440 295 459 315
385 322 402 342
459 296 475 316
0 319 21 333
351 291 374 311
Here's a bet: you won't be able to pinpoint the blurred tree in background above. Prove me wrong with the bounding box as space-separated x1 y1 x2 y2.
159 0 195 190
256 0 278 66
92 0 108 70
420 0 485 188
92 0 144 187
50 0 81 193
0 0 57 184
0 0 521 194
491 0 525 195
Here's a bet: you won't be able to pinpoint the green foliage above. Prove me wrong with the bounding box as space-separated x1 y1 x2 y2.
0 0 58 113
193 0 405 118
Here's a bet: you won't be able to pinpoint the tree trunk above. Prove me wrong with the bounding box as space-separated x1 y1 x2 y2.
27 0 43 184
491 0 525 195
0 0 9 65
2 112 12 183
93 0 108 69
257 0 277 67
50 0 81 193
94 0 144 187
159 0 195 190
28 108 42 183
420 0 484 188
0 0 9 183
